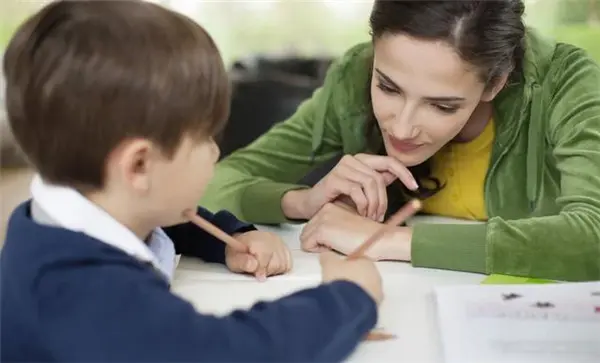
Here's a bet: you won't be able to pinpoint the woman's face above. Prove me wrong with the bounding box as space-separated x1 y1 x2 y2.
371 34 496 167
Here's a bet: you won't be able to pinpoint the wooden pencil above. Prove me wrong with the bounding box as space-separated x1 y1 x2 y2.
184 209 249 253
363 330 397 341
347 199 422 260
351 199 422 342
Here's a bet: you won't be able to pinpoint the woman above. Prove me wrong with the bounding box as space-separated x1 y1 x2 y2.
202 0 600 281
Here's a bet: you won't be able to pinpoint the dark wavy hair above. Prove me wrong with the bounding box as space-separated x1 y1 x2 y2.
366 0 525 211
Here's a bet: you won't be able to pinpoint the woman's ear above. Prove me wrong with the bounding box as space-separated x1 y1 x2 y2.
481 72 509 102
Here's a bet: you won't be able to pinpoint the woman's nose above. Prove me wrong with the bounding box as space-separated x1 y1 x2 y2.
390 106 418 139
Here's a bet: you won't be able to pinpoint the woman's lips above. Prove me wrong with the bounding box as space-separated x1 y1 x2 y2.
387 135 423 153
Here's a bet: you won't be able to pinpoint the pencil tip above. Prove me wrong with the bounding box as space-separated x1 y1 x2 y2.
411 199 422 209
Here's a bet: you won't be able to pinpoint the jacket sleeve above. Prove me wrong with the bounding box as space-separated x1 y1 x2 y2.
162 207 256 264
37 264 377 362
411 46 600 282
199 59 350 224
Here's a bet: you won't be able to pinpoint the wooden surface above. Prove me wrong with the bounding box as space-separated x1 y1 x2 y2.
1 168 33 243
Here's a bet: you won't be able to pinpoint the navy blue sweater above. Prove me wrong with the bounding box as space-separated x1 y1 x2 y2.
1 201 377 362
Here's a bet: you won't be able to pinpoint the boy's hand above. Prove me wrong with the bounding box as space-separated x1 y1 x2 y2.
225 231 293 281
320 251 383 305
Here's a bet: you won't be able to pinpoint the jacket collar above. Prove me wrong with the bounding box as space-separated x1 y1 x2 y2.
30 174 177 281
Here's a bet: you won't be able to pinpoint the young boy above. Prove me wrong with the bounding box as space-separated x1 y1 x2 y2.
0 1 384 362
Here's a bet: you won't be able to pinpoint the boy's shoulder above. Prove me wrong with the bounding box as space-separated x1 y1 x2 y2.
1 201 164 288
1 205 170 362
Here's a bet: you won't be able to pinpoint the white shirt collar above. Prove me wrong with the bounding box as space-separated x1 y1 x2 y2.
30 174 176 281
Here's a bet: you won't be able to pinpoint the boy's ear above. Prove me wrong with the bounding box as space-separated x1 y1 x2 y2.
109 138 156 193
481 72 509 102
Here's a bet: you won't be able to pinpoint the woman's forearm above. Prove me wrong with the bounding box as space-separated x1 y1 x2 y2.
281 189 310 220
376 227 413 261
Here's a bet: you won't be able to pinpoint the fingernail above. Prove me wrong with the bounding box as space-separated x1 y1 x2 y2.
411 181 419 190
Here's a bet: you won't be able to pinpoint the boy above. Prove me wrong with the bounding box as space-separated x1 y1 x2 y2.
0 1 384 362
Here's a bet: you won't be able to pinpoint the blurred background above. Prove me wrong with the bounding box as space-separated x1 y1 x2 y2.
2 0 598 66
1 0 600 239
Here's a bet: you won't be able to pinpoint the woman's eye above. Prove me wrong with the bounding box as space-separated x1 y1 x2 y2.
434 104 458 114
376 82 398 94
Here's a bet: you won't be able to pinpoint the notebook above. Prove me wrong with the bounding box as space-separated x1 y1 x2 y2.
434 281 600 363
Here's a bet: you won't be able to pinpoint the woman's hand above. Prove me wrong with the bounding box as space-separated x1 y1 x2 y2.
299 203 413 261
282 154 418 221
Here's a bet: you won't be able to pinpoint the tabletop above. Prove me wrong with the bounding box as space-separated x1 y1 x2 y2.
171 221 486 363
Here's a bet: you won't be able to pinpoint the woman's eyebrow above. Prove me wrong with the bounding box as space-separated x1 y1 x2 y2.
375 68 466 102
375 68 400 88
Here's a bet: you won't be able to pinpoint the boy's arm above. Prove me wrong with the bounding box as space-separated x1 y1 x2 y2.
162 207 256 264
37 264 377 362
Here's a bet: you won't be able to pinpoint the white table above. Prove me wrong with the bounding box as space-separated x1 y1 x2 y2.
171 222 485 362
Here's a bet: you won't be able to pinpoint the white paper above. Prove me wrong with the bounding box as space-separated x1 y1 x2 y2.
434 282 600 363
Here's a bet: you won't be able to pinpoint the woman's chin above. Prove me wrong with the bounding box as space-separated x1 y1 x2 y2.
384 146 430 167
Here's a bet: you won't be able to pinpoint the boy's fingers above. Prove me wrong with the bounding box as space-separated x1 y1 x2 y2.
283 248 293 272
255 269 267 281
228 253 256 273
243 255 258 272
266 258 282 275
252 249 272 282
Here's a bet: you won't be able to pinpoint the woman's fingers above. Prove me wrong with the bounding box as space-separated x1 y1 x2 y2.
332 160 383 219
310 153 416 221
326 172 369 217
340 156 388 220
354 154 418 191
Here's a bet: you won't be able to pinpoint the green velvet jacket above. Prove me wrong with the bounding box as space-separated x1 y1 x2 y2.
202 29 600 281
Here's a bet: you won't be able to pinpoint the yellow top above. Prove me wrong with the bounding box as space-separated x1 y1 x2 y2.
420 119 495 221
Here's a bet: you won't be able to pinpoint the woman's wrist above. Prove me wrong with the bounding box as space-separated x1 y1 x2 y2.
376 226 412 261
281 189 310 220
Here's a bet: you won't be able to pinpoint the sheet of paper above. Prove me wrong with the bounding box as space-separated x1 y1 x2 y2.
173 277 443 363
434 282 600 363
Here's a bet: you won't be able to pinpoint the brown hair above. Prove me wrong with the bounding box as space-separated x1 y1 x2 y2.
4 0 230 190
